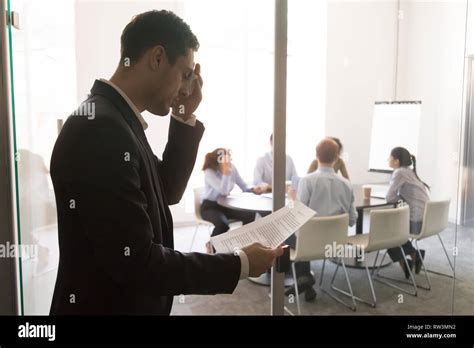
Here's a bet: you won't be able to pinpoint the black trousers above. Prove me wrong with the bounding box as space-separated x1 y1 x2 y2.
200 199 256 237
387 221 423 262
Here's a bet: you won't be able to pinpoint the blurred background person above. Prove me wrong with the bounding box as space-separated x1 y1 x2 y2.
254 134 298 192
286 138 357 302
386 146 430 279
307 137 349 180
201 148 257 253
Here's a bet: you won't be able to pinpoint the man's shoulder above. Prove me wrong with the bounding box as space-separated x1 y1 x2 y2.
54 95 138 162
63 94 132 135
332 176 354 197
308 171 352 189
326 171 351 186
300 172 321 185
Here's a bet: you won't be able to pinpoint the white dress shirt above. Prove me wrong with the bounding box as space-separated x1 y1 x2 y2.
254 152 298 185
99 78 248 279
297 167 358 226
386 167 430 222
202 166 249 202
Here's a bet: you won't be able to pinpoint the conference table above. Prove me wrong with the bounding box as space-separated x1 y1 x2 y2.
217 185 394 286
217 185 391 234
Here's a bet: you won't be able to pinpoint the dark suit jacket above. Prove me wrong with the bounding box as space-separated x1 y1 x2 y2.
49 80 241 315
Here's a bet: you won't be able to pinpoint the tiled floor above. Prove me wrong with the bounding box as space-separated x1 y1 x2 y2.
171 221 474 315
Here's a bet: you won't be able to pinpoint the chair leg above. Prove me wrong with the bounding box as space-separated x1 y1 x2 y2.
291 263 301 315
330 258 340 285
330 254 376 308
370 250 380 277
438 235 455 273
319 258 327 287
412 239 432 291
283 306 295 316
340 258 357 311
423 235 455 278
374 248 418 296
373 250 387 278
317 258 356 311
365 261 377 307
414 235 454 283
189 224 200 252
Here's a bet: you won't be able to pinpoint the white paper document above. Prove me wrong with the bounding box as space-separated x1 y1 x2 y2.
210 200 316 254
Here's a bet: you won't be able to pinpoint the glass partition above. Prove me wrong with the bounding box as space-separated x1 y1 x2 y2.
7 0 276 315
6 0 472 316
453 1 474 315
282 0 469 315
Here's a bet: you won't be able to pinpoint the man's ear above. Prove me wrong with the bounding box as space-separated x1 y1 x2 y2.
150 45 165 70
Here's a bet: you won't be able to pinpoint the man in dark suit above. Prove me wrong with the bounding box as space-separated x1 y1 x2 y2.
49 10 283 315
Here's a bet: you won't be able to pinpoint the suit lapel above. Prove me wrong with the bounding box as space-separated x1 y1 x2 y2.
90 80 170 233
130 123 171 230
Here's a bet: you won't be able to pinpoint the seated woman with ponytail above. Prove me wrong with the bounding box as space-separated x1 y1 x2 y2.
386 147 430 279
200 148 257 253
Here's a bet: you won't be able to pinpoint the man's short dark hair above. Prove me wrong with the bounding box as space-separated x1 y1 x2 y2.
120 10 199 65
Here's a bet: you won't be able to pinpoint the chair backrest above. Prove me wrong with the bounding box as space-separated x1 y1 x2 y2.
366 205 410 252
293 214 350 262
419 199 451 239
193 187 205 221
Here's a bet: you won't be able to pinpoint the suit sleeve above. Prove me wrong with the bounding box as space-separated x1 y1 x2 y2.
155 117 205 205
66 117 240 297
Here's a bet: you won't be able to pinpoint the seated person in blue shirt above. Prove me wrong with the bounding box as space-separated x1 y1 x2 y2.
253 134 298 192
200 148 258 253
286 138 357 301
386 147 430 279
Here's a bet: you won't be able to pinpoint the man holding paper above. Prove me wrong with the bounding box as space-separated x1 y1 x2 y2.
49 10 283 315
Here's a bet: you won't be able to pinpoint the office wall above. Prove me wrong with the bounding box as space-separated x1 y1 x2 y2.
325 0 398 185
325 0 467 221
396 0 467 220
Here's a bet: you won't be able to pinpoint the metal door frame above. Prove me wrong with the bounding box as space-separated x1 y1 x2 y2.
0 0 21 315
461 55 474 227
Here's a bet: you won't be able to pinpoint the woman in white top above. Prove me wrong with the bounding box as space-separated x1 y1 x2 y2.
200 148 257 252
386 147 430 279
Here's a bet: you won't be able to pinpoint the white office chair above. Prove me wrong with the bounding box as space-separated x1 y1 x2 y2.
410 199 453 290
189 187 238 252
289 213 357 314
332 205 414 308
